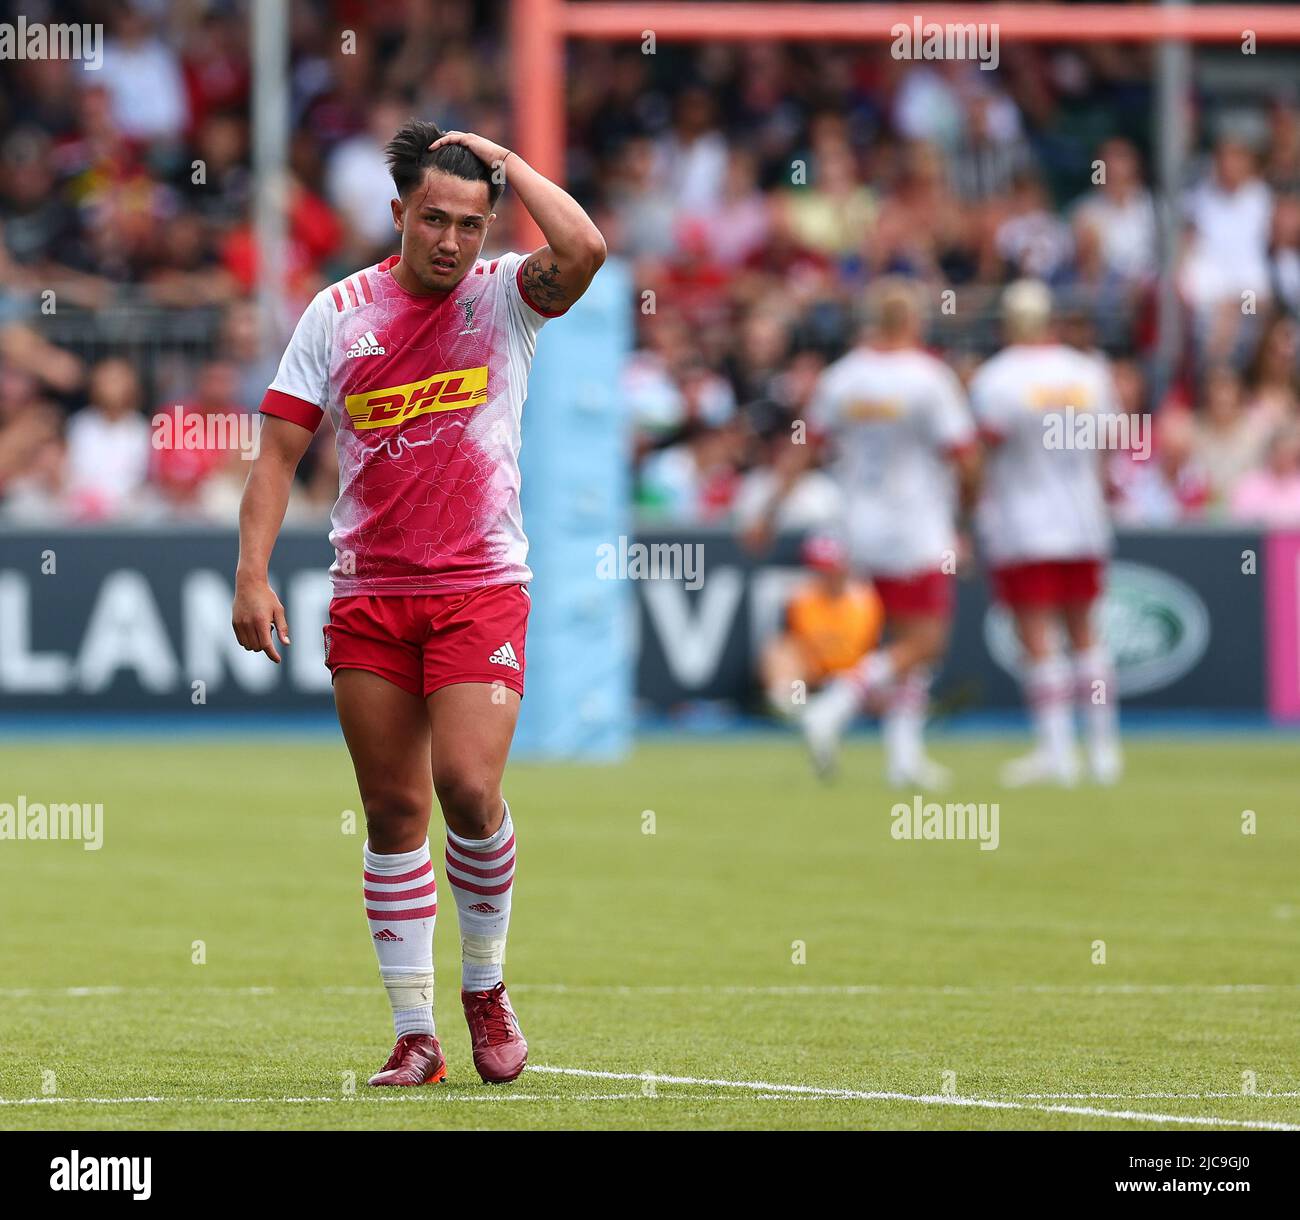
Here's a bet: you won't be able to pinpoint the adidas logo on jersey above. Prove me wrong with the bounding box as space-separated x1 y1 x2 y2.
346 330 386 358
372 928 403 942
488 641 520 670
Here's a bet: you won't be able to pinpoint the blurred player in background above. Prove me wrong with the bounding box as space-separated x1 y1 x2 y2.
761 534 883 716
970 279 1123 787
796 279 980 785
232 121 606 1086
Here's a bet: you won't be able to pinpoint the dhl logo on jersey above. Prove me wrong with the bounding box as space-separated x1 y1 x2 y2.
344 367 488 430
1029 384 1092 412
843 397 903 421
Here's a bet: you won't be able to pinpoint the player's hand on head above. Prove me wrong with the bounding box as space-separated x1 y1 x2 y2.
232 579 291 664
427 130 509 167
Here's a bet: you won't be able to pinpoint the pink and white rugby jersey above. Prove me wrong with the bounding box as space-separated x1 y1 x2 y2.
260 252 563 595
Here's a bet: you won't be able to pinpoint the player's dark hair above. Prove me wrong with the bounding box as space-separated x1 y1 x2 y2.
384 119 504 209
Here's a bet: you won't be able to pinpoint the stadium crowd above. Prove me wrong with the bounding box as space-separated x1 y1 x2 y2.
2 0 1300 529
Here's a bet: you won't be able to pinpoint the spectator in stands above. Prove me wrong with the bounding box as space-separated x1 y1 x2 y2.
1071 137 1158 285
652 85 729 214
325 96 409 267
996 171 1074 283
96 3 190 144
735 424 842 543
1112 408 1210 524
681 148 771 271
637 417 750 522
1181 135 1274 349
781 138 876 262
1193 365 1269 514
65 358 150 522
0 367 63 517
1268 192 1300 315
1242 312 1299 430
145 359 250 521
1230 423 1300 525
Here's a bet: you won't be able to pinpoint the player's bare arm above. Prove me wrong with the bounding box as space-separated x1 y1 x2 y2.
428 130 607 313
232 416 314 663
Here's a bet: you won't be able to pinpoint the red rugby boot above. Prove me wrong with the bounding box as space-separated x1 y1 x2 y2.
367 1033 447 1086
462 983 528 1083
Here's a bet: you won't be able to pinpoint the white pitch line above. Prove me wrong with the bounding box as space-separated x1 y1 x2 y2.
1010 1092 1300 1100
3 1080 1296 1128
526 1067 1300 1131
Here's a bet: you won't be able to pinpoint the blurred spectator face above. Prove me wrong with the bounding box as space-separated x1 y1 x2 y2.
222 302 261 361
1215 139 1257 191
89 359 141 420
1202 366 1242 425
723 149 758 200
1258 315 1298 379
818 145 858 194
674 88 717 139
739 311 789 369
904 142 945 192
1099 138 1140 193
1156 409 1197 475
1267 425 1300 475
617 138 656 189
199 115 246 175
0 367 39 420
196 361 241 412
1 130 55 208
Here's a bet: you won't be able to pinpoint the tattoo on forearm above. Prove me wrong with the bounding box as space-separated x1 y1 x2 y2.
521 256 567 309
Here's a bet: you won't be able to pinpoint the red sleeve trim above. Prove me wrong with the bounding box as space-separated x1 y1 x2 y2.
260 388 324 432
515 259 569 318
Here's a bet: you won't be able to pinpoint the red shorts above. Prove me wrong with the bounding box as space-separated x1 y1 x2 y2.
871 569 954 619
323 584 530 699
991 559 1103 609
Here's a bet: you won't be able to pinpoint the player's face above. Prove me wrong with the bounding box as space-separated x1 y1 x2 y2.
392 169 495 293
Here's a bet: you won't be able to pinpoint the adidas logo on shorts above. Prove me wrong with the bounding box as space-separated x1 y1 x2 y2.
488 641 521 671
346 330 386 358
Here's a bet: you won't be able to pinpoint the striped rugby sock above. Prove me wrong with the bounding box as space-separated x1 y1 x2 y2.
362 839 437 1038
444 802 516 992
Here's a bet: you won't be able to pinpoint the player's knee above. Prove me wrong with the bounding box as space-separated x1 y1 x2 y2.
361 784 429 831
433 768 501 835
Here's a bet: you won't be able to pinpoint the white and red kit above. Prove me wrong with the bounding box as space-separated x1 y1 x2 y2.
969 343 1120 608
809 345 976 617
261 252 563 696
263 251 562 593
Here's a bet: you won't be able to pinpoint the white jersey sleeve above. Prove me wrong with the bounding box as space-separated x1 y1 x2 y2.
262 290 332 431
497 249 566 341
968 360 1012 441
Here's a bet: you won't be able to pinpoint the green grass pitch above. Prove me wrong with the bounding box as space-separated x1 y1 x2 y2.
1 733 1297 1131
